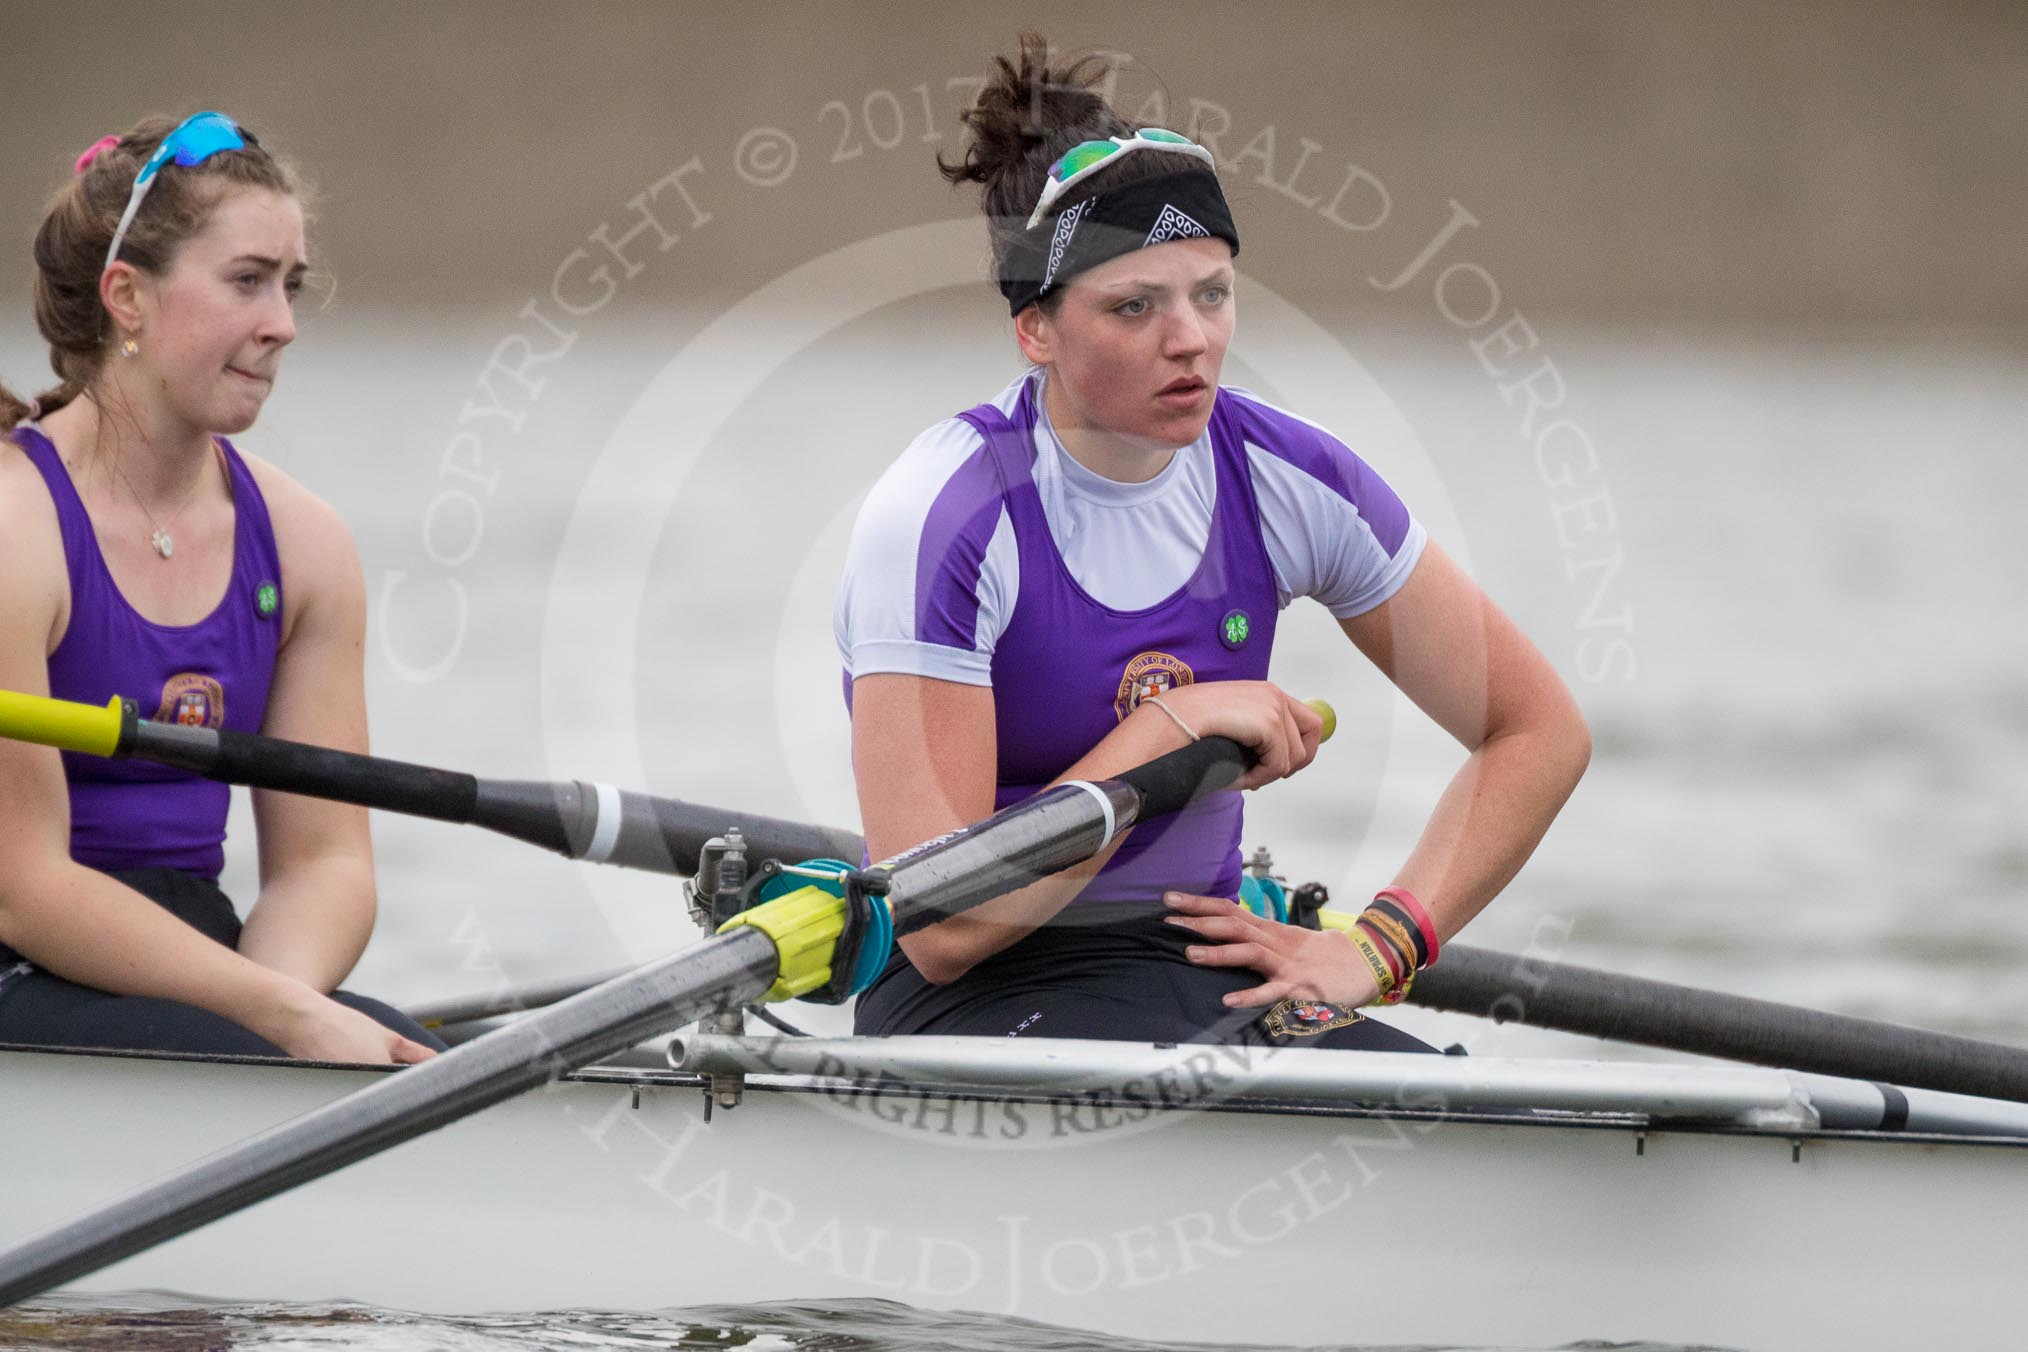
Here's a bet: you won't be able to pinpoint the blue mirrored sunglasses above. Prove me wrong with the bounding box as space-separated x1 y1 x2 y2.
104 111 250 271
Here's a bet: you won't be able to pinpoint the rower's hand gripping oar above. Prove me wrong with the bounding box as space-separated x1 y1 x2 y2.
717 696 1340 1005
0 688 859 875
0 702 1333 1308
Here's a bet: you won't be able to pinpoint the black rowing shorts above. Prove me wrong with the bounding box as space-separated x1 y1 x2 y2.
0 867 445 1058
854 902 1434 1052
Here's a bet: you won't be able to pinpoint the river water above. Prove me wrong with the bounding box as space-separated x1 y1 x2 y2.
1 304 2021 1350
0 1293 1728 1351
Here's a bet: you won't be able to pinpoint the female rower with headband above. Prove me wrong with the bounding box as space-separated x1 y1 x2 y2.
0 113 440 1063
836 37 1590 1047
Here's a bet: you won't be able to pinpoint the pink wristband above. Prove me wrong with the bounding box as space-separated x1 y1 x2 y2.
1374 886 1439 966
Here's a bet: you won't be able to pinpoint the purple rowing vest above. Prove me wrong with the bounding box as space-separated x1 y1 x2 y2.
958 380 1280 904
9 426 284 881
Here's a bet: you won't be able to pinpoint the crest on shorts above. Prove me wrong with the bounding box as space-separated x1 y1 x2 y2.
1113 650 1195 722
1262 997 1362 1038
156 673 225 729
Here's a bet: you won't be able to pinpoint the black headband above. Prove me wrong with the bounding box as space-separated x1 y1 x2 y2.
998 169 1241 315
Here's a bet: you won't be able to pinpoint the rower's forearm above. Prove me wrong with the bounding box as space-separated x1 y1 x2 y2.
1391 718 1589 942
898 843 1123 983
891 703 1192 983
0 862 319 1034
238 855 376 993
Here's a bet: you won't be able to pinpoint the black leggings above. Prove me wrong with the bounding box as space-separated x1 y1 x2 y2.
855 902 1435 1053
0 867 444 1058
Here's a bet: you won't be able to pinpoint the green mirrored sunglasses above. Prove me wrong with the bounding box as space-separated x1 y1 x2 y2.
1026 128 1216 229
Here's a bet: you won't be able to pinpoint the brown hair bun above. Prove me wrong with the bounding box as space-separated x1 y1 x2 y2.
944 33 1212 309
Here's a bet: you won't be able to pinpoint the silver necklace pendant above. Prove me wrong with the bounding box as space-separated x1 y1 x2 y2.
151 528 174 559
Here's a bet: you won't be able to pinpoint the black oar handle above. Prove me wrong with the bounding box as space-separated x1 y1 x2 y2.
878 732 1256 935
131 720 481 824
1112 734 1251 818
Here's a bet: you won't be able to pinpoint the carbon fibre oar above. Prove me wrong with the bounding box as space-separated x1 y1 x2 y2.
0 689 858 874
404 968 631 1030
1401 944 2028 1107
0 719 1295 1308
1296 912 2028 1104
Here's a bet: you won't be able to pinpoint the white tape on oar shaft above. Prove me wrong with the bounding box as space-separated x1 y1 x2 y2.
581 781 624 862
1060 780 1116 848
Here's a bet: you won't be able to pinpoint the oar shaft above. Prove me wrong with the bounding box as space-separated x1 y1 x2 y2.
406 738 1252 1018
0 686 860 875
0 925 780 1308
1412 944 2028 1106
876 735 1249 933
0 727 1264 1308
403 968 631 1030
133 719 483 825
477 779 862 873
2 686 1243 883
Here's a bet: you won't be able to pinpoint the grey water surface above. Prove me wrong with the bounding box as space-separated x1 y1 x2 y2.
0 1294 1741 1352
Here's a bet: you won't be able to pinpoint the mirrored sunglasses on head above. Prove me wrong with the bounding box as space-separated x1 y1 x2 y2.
104 111 252 271
1027 128 1216 229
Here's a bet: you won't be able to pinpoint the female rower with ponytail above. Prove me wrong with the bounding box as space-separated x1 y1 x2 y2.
0 114 441 1062
836 37 1590 1047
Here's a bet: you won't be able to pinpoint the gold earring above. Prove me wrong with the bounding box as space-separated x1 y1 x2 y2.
120 337 139 359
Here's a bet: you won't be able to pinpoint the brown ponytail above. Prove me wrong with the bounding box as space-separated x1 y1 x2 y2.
2 113 305 435
943 34 1209 310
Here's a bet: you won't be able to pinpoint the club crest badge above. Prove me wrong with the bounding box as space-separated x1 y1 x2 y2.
1113 650 1195 722
155 673 225 729
1262 997 1362 1038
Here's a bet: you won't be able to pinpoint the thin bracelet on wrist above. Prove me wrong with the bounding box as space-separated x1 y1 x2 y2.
1142 695 1199 743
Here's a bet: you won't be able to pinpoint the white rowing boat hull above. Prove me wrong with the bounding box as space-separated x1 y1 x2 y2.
4 1040 2024 1349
